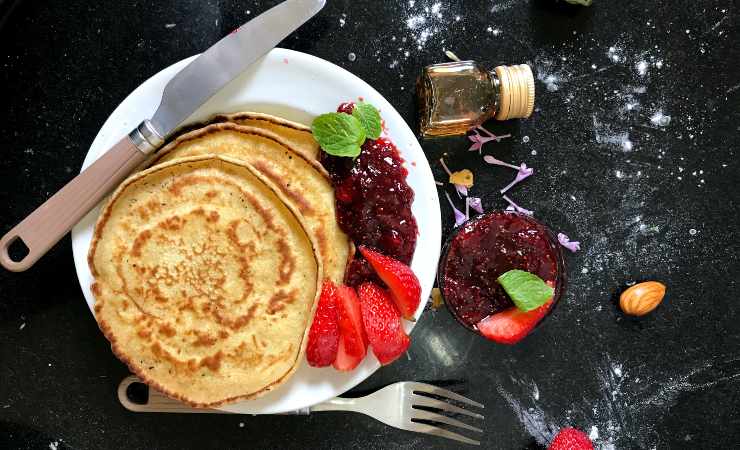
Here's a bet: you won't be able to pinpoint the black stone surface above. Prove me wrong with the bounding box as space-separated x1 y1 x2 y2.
1 1 738 449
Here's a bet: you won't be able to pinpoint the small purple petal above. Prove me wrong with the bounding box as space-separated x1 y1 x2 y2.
502 194 533 215
439 158 452 176
483 155 521 171
500 163 535 193
468 197 484 214
476 125 511 142
557 233 581 252
445 192 467 227
455 184 468 197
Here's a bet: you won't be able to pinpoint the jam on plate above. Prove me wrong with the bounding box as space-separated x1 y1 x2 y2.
321 103 418 287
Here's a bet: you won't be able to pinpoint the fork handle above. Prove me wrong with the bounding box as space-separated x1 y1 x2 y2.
309 397 360 413
118 375 335 415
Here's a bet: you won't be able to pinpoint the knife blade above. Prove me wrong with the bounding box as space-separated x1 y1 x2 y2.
0 0 325 272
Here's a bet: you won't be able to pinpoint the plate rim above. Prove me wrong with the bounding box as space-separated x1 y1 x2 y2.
71 47 441 414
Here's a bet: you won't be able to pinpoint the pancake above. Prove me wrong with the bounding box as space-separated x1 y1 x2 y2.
213 111 321 162
153 122 350 284
88 155 320 407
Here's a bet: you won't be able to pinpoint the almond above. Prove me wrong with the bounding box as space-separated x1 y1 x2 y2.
619 281 666 316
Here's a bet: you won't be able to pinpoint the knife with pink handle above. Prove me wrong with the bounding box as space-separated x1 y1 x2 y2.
0 0 325 272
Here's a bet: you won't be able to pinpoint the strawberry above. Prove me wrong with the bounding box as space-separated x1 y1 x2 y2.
548 428 594 450
358 246 420 320
333 284 367 371
306 280 340 367
357 282 410 365
476 300 553 345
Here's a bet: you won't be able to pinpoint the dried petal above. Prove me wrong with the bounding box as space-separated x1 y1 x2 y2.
483 155 521 171
454 184 468 197
450 169 474 188
445 192 467 227
500 163 534 193
468 197 484 214
502 195 533 215
557 233 581 252
467 125 511 153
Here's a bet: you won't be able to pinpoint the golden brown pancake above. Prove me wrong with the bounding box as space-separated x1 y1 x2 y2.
213 111 320 162
89 155 320 407
152 122 350 284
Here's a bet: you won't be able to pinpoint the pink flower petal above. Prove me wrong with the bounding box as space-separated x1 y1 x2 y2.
445 192 467 227
502 194 533 215
483 155 521 171
455 184 468 197
468 197 484 214
557 233 581 252
500 163 535 194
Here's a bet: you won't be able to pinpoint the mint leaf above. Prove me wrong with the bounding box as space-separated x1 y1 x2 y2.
498 270 554 312
565 0 592 5
351 102 382 140
311 112 366 158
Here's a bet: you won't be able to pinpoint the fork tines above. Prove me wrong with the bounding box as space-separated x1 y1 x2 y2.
406 382 485 446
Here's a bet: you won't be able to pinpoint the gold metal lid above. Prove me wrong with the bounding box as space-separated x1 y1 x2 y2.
494 64 535 120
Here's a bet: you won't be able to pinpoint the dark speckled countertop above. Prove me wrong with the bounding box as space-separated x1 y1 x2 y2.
1 1 739 449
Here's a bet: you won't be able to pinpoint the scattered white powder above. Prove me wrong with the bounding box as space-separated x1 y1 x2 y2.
239 422 245 428
19 323 25 330
607 45 624 63
49 442 59 450
636 60 648 76
650 110 671 127
347 52 356 62
590 426 600 440
593 115 633 152
164 23 176 29
339 16 346 27
403 1 447 48
689 228 698 235
499 355 740 449
491 0 522 13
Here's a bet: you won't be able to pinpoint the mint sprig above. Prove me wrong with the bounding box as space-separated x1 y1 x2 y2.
311 103 382 158
311 113 365 158
351 102 382 140
498 269 554 312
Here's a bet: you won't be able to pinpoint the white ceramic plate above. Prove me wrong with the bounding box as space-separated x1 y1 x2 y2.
71 48 441 414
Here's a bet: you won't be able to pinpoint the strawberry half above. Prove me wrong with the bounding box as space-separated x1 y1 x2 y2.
357 282 410 365
548 427 594 450
476 300 553 345
306 280 340 367
333 284 367 371
358 246 420 320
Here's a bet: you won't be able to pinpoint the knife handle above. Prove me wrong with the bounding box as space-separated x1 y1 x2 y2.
0 135 147 272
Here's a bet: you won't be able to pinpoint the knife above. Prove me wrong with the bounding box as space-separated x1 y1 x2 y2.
0 0 325 272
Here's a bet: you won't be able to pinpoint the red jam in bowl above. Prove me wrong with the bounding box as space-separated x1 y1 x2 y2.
321 103 418 287
439 211 565 331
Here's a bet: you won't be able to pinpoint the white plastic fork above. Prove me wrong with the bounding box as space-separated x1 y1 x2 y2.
119 376 485 445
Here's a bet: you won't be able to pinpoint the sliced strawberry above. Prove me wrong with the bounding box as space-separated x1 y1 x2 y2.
476 300 553 345
548 427 594 450
358 246 420 320
357 282 411 365
306 280 340 367
333 284 367 371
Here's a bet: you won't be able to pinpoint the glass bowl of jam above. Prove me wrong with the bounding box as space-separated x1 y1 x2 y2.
437 210 567 341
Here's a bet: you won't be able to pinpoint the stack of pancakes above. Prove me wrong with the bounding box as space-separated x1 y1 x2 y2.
88 113 350 407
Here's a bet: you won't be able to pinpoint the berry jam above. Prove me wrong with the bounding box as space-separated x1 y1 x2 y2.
321 103 418 286
439 211 565 329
